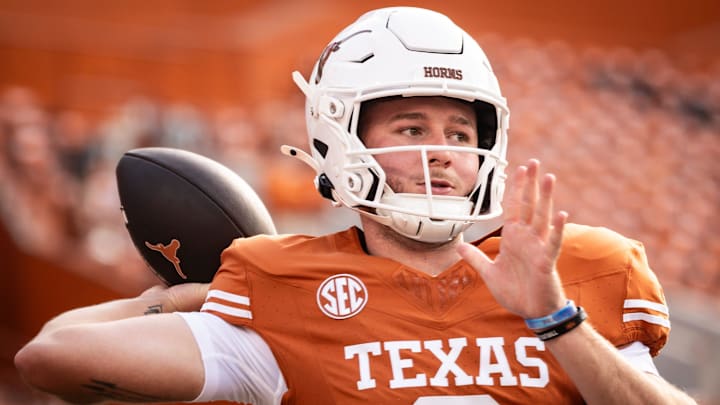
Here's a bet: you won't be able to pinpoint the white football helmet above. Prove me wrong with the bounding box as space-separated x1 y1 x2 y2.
284 7 509 243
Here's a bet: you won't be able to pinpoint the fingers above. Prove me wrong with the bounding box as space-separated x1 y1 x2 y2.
503 164 527 222
531 172 555 238
505 159 564 238
520 159 539 223
167 283 211 312
548 210 568 256
457 242 492 277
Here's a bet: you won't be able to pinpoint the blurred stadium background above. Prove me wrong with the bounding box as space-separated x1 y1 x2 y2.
0 0 718 403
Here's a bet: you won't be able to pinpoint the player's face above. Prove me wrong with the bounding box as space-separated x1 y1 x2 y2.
359 97 480 197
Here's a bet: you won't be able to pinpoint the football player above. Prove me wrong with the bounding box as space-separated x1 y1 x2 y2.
15 7 696 404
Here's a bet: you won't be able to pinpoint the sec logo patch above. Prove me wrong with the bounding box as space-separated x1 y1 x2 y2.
317 274 368 319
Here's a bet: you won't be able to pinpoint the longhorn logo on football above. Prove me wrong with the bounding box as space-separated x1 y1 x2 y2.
317 274 368 319
145 239 187 279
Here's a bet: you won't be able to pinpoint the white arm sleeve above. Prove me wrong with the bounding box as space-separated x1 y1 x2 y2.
177 311 288 405
618 341 660 375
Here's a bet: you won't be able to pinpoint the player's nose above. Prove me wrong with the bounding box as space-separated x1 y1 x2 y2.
426 132 453 167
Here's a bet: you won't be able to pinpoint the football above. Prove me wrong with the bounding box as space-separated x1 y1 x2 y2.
116 147 277 285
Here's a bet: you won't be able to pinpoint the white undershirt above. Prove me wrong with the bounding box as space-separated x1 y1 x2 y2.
177 312 287 405
177 312 659 403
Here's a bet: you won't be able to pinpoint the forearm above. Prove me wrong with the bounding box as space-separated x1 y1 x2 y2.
38 296 166 336
546 322 696 404
38 283 208 336
15 284 208 403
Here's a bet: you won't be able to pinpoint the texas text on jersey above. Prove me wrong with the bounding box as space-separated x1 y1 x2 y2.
201 224 669 404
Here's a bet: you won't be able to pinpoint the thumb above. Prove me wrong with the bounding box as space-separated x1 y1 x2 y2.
457 242 493 277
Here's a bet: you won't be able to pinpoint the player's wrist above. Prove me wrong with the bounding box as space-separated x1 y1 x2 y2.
136 285 174 314
524 299 577 330
524 300 588 341
533 307 587 341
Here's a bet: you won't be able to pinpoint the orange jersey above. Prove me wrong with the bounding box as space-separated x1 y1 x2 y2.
202 224 669 404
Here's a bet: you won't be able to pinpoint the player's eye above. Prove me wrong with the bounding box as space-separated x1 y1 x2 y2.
401 127 423 137
449 131 472 143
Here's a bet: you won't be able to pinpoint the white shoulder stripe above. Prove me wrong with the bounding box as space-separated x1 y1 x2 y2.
623 299 668 315
207 289 250 306
623 312 670 328
202 301 253 320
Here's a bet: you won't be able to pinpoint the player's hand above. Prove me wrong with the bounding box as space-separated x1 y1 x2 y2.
458 159 568 319
139 283 209 313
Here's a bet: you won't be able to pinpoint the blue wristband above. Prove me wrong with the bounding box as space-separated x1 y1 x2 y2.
535 307 587 341
524 300 578 330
